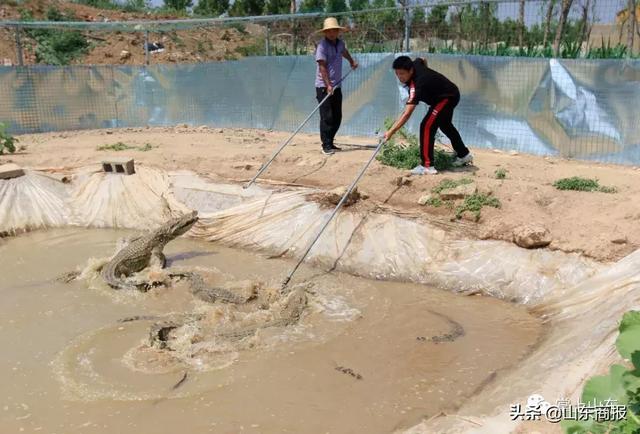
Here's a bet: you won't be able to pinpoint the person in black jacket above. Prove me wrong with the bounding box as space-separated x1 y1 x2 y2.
383 55 473 175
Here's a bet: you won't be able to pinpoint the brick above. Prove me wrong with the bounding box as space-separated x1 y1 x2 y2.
0 163 25 180
101 157 135 175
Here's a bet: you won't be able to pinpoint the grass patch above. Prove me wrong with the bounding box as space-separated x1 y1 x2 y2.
598 185 618 194
553 176 616 193
138 143 155 151
376 118 455 171
455 193 501 221
495 168 507 179
0 122 18 155
431 178 473 194
376 140 421 170
424 196 443 207
97 142 155 152
433 149 456 171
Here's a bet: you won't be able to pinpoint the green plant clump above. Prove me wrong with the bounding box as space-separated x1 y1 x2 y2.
432 177 473 194
376 118 455 171
553 177 617 193
424 196 443 207
455 193 501 221
495 168 507 179
562 311 640 433
0 122 18 155
20 8 90 65
97 142 155 151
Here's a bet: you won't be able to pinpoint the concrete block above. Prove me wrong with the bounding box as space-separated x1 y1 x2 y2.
101 157 135 175
0 163 25 180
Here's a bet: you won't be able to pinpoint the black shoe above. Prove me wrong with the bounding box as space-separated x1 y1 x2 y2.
330 144 342 151
322 147 335 155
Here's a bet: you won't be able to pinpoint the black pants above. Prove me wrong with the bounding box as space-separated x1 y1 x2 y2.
419 93 469 167
316 87 342 150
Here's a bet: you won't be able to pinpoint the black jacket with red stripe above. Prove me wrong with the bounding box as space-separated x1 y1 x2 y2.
405 58 459 107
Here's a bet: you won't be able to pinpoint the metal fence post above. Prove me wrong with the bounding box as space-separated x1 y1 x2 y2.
15 26 24 66
266 25 271 56
404 3 411 52
144 30 150 66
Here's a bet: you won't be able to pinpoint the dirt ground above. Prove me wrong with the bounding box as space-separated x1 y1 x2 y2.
4 125 640 264
0 0 266 66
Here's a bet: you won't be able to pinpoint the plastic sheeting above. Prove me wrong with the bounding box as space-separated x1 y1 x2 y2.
0 165 190 234
191 189 602 304
0 171 69 235
404 248 640 433
0 166 601 304
68 165 191 229
1 54 639 164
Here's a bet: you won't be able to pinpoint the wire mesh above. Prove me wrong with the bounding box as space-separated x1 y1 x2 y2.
0 0 638 165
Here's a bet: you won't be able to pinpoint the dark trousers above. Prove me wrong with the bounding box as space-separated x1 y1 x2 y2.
419 93 469 167
316 87 342 149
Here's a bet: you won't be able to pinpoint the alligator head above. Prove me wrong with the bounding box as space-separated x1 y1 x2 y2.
156 210 198 245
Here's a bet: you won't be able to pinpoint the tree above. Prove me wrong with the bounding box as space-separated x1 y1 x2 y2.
627 0 636 56
499 18 519 46
553 0 574 56
543 0 556 46
518 0 525 48
426 5 448 37
371 0 400 24
478 2 497 49
194 0 229 16
412 6 425 24
229 0 265 15
164 0 193 11
325 0 347 13
349 0 369 10
579 0 592 50
298 0 324 12
265 0 289 14
453 6 463 49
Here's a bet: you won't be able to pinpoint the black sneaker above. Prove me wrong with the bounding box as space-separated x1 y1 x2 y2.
330 144 342 151
322 147 335 155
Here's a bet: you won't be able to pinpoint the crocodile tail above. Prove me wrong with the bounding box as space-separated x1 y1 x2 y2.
100 266 128 290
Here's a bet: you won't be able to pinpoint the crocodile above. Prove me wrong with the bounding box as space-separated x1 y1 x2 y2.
171 271 257 305
149 287 308 349
100 211 198 290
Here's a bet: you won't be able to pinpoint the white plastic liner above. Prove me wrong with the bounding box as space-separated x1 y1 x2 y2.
404 248 640 433
0 170 69 234
67 165 191 229
191 189 601 305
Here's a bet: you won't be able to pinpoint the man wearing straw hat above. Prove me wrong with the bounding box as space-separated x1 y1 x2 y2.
315 17 358 155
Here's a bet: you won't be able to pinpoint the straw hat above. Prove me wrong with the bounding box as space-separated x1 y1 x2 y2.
317 17 347 33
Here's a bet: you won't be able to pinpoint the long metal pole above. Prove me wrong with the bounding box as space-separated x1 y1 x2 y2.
243 68 354 189
280 137 386 292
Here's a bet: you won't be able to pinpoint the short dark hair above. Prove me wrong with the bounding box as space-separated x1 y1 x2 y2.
392 55 413 71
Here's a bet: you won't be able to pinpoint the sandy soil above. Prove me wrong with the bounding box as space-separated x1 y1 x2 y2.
4 125 640 263
0 0 265 66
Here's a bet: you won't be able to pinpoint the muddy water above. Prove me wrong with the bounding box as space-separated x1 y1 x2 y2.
0 229 542 434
